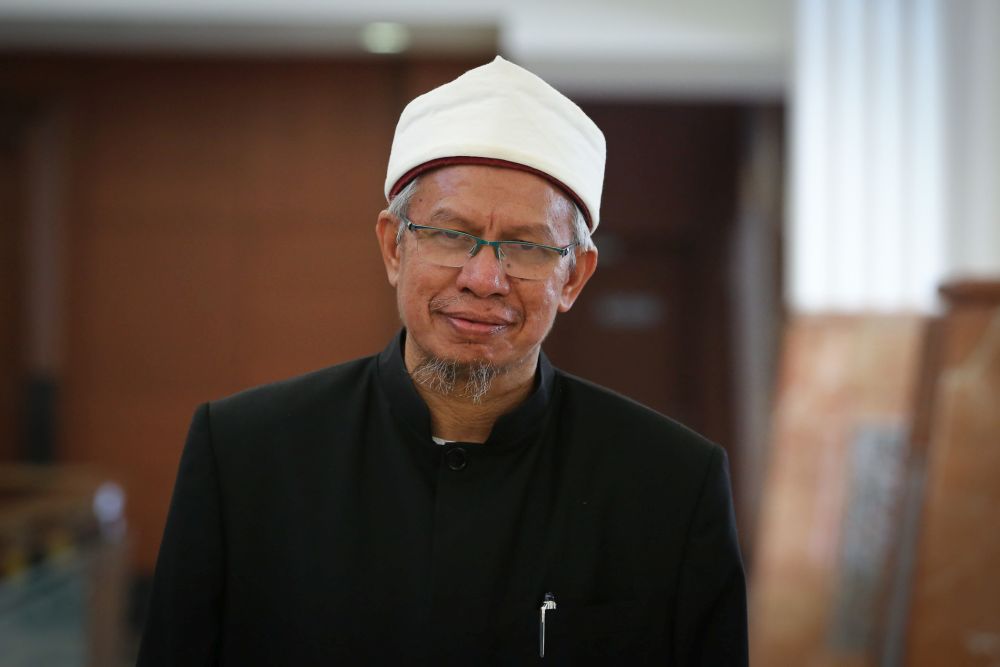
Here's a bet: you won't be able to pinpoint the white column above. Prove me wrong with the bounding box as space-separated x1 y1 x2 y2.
945 0 1000 278
789 0 999 313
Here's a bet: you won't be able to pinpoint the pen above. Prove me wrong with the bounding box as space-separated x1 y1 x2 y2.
539 592 557 658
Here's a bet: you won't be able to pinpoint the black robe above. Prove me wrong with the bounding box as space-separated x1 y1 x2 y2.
138 331 747 665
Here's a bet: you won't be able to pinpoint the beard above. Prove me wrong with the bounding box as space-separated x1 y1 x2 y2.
404 294 514 403
409 355 506 404
400 290 522 402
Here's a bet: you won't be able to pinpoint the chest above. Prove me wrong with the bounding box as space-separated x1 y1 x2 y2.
218 417 681 662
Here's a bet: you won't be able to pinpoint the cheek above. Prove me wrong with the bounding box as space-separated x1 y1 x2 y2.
519 282 563 330
394 262 422 321
395 259 444 322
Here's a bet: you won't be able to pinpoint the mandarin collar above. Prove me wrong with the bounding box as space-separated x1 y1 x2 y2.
376 330 555 448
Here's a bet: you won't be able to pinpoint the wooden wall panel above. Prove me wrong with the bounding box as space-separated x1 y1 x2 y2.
62 60 404 571
1 56 749 578
0 55 481 572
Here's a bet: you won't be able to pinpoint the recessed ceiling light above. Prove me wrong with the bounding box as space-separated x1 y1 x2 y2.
361 22 411 54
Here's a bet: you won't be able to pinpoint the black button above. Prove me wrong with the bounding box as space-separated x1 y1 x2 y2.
445 447 468 471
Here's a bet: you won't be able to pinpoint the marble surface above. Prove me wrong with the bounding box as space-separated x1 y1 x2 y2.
751 314 925 666
906 285 1000 666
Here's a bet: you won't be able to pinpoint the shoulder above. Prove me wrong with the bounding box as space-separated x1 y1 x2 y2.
554 369 724 471
551 370 735 533
206 354 377 438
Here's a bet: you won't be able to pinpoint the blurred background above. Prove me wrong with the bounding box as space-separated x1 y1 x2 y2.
0 0 998 665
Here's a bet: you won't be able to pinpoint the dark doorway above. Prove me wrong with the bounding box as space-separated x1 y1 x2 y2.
545 103 760 499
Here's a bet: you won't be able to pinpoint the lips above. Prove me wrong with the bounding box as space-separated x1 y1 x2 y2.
438 310 515 335
440 310 514 326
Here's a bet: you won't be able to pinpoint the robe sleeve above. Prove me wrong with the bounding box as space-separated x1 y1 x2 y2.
672 446 748 666
137 403 225 666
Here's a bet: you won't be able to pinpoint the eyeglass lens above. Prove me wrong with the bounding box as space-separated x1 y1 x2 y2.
410 227 562 280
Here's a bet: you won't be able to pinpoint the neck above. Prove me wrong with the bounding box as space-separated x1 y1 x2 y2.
404 341 538 443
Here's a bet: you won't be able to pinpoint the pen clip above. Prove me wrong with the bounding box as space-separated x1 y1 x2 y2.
539 592 557 658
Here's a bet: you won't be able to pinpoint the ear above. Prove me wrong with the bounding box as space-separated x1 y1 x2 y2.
375 211 402 287
558 248 598 312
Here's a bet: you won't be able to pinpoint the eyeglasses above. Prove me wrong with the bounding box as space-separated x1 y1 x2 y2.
401 219 578 280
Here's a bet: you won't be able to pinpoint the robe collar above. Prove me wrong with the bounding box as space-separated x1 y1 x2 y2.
376 329 555 448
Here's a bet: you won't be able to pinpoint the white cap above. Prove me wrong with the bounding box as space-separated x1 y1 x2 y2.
384 56 606 231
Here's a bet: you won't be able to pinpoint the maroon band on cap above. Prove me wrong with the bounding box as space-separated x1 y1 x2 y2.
388 156 593 229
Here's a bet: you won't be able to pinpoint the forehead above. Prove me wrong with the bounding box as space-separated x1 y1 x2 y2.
409 164 575 240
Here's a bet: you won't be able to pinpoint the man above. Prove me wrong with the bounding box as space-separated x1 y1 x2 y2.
138 56 747 665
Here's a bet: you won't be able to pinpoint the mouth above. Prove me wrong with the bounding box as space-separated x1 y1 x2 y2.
438 310 514 335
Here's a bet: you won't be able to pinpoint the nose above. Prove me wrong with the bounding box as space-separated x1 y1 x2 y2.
455 244 511 297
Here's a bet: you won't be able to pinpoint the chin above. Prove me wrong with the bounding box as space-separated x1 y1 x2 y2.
438 339 508 365
412 327 505 365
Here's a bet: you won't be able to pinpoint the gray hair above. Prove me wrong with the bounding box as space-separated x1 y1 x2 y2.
388 177 422 245
387 175 596 267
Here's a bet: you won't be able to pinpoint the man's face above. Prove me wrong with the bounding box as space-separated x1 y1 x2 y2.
376 164 597 375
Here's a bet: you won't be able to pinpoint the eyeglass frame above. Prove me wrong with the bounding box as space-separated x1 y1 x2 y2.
399 218 579 277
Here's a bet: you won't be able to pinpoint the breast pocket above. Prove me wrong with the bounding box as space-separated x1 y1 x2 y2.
542 598 661 664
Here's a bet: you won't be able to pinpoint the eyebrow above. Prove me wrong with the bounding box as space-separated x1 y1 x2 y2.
427 208 473 227
504 223 558 244
427 208 559 244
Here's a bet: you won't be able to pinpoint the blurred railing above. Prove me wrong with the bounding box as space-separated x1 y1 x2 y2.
0 467 128 667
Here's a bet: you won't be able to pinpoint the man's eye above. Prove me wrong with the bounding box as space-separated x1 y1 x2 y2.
426 229 462 240
509 243 543 253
